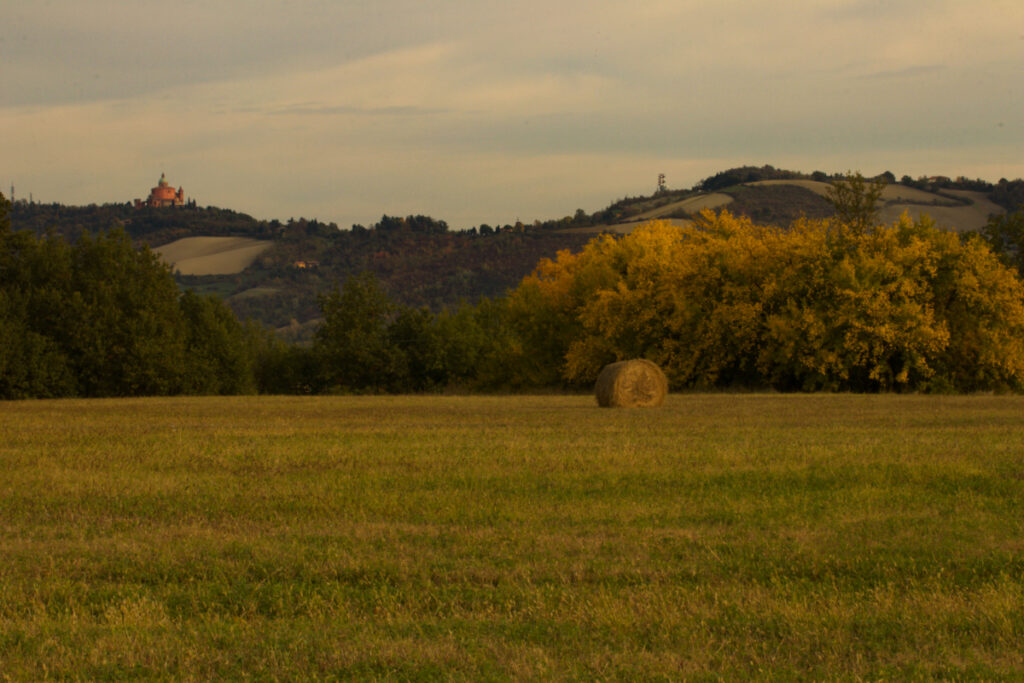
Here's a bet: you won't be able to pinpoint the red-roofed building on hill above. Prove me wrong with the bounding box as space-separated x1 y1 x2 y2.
135 173 185 208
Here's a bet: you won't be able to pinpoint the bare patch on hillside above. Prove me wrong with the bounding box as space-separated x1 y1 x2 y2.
155 237 273 275
632 193 734 220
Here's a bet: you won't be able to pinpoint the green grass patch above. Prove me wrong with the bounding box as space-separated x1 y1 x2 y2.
2 395 1023 679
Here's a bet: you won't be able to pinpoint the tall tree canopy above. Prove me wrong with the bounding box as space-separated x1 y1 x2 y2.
509 213 1024 392
1 193 258 398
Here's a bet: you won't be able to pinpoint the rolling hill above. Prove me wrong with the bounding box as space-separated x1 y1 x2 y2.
10 166 1023 339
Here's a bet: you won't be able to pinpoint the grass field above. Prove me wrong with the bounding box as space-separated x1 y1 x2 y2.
2 394 1023 680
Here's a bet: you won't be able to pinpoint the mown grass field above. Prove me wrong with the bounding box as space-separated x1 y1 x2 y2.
1 394 1022 680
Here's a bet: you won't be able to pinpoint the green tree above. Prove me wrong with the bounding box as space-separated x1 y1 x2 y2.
980 210 1024 275
251 328 321 395
314 272 400 392
432 301 504 389
61 229 188 396
387 306 448 392
0 290 76 399
179 291 257 394
826 171 887 236
2 192 260 398
0 194 77 398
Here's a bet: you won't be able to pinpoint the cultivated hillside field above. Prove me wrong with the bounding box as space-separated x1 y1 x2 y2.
2 395 1023 679
631 193 735 220
561 180 1004 237
154 236 273 276
751 180 1003 232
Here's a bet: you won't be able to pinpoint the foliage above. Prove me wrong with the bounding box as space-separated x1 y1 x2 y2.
373 214 449 234
179 291 258 395
61 230 190 396
1 194 258 398
0 196 75 398
309 273 521 393
387 306 450 392
506 214 1024 392
0 292 77 399
11 167 1024 397
251 331 323 395
314 272 400 392
9 200 279 245
825 171 887 235
503 237 627 388
697 164 815 192
988 178 1024 212
981 210 1024 275
899 174 1002 198
18 168 1020 336
176 219 591 334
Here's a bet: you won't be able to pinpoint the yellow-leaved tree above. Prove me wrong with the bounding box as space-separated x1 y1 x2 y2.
506 212 1024 392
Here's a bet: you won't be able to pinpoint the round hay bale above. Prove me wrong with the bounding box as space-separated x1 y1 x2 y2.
594 359 668 408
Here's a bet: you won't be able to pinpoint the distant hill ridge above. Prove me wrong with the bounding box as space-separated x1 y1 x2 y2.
9 166 1024 338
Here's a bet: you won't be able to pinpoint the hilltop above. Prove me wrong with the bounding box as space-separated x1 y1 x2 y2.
10 166 1024 339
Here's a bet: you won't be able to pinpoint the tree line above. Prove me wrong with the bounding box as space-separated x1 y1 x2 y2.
5 183 1024 398
510 213 1024 392
1 193 258 398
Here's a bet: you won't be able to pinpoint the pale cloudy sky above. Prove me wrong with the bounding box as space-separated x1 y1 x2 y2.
2 0 1022 229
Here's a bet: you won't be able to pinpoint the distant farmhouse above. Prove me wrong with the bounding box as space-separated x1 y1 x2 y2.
134 173 189 208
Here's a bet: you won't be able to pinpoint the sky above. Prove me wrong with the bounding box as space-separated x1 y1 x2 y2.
2 0 1022 230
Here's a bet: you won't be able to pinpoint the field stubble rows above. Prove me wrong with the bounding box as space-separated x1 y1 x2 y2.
1 394 1022 680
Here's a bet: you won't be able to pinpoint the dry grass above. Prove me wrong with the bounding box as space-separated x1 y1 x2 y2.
631 193 734 220
875 203 995 232
594 359 668 407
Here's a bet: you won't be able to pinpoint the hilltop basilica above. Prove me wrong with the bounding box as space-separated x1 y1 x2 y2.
134 173 188 208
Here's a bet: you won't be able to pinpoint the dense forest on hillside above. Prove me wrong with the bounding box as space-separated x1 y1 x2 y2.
8 202 280 245
198 224 593 335
9 202 592 335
